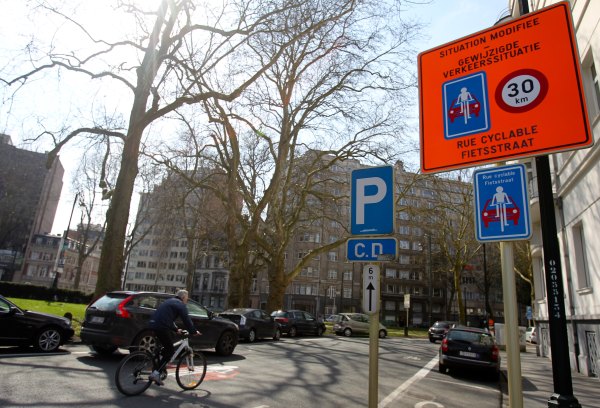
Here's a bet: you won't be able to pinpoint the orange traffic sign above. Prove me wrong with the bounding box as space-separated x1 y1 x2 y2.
418 1 592 173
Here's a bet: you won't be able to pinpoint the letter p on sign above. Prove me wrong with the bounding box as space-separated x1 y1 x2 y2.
351 166 394 235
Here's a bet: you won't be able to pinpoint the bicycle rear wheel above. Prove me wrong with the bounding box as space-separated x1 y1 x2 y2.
115 351 153 396
175 351 207 390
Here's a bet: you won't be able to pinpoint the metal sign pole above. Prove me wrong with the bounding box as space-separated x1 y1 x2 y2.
500 241 523 408
535 155 581 408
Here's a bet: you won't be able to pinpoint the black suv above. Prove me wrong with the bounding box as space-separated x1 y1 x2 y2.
270 310 325 337
428 321 455 343
80 291 238 356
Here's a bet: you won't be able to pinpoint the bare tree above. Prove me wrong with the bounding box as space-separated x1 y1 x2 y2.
2 0 346 297
416 171 481 325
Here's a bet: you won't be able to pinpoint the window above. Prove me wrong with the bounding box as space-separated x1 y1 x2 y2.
399 240 410 250
385 268 397 278
398 225 410 235
136 261 147 268
328 269 337 279
572 222 591 289
328 251 338 261
582 52 600 118
343 287 352 298
343 270 353 281
399 255 410 264
399 211 409 220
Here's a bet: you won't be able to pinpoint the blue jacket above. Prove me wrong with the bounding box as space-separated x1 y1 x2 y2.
149 297 198 334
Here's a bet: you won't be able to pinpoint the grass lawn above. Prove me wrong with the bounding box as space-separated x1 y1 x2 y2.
8 297 87 337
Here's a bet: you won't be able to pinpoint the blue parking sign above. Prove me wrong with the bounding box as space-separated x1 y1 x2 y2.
473 164 531 242
443 72 491 139
351 166 394 235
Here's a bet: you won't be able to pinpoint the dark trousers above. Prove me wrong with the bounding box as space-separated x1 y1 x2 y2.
154 328 175 371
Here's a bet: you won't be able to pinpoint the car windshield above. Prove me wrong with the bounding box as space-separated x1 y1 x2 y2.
88 294 129 311
448 330 494 345
271 311 287 317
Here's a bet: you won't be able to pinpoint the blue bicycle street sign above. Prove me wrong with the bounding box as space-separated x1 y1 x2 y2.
473 164 531 242
443 71 491 140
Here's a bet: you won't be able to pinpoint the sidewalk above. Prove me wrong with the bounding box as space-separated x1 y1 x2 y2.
499 344 599 407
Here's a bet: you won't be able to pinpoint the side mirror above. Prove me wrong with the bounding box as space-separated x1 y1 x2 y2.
8 307 18 316
207 310 214 319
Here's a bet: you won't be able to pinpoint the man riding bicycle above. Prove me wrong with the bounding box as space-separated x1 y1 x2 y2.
148 289 201 385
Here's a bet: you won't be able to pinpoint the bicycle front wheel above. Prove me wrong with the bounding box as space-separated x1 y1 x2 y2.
176 351 207 390
115 351 153 396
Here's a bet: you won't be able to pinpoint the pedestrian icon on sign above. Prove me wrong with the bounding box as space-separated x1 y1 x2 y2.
443 72 490 139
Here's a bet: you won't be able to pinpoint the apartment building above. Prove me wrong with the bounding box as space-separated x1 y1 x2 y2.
0 135 63 282
251 156 504 326
123 171 230 310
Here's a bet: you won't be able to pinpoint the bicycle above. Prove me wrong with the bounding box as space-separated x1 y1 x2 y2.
115 330 207 396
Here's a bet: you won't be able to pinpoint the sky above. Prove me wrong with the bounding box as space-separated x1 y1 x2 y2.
0 0 512 235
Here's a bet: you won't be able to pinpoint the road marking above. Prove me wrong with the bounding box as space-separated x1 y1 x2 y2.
378 355 438 408
427 377 495 392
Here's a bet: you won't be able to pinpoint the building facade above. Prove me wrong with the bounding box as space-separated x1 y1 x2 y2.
509 0 600 378
0 135 63 282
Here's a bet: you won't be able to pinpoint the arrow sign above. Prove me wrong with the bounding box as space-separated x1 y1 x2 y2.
366 282 375 311
362 264 380 314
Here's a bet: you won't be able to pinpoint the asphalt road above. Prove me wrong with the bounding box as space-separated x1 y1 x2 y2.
0 336 501 408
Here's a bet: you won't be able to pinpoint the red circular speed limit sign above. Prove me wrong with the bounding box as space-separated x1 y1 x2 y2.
495 69 549 113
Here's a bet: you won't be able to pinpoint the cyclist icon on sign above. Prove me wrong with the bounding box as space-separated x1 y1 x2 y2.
443 72 490 139
457 87 474 123
491 186 511 230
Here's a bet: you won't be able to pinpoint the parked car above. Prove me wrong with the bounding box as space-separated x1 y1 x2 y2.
331 313 387 338
481 196 520 228
219 308 281 342
438 325 500 378
428 321 455 343
0 295 74 352
447 94 481 123
526 326 538 344
80 291 239 356
270 310 325 337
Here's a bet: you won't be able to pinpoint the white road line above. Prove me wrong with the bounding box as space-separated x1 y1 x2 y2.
378 355 439 408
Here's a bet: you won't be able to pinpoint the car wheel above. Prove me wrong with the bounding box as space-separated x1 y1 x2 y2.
288 326 297 337
438 363 448 374
91 344 118 355
378 329 387 339
343 328 352 337
316 326 324 337
247 329 257 343
273 328 281 341
216 331 237 356
35 327 62 352
133 330 158 354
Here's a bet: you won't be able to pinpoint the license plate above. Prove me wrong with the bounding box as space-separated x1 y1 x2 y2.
459 351 478 358
90 316 104 323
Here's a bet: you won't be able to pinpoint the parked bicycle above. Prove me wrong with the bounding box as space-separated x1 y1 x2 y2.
115 331 207 396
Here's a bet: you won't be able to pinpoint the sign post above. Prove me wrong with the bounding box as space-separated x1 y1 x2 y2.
349 166 394 408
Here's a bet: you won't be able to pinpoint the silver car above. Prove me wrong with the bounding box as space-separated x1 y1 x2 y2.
332 313 387 338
